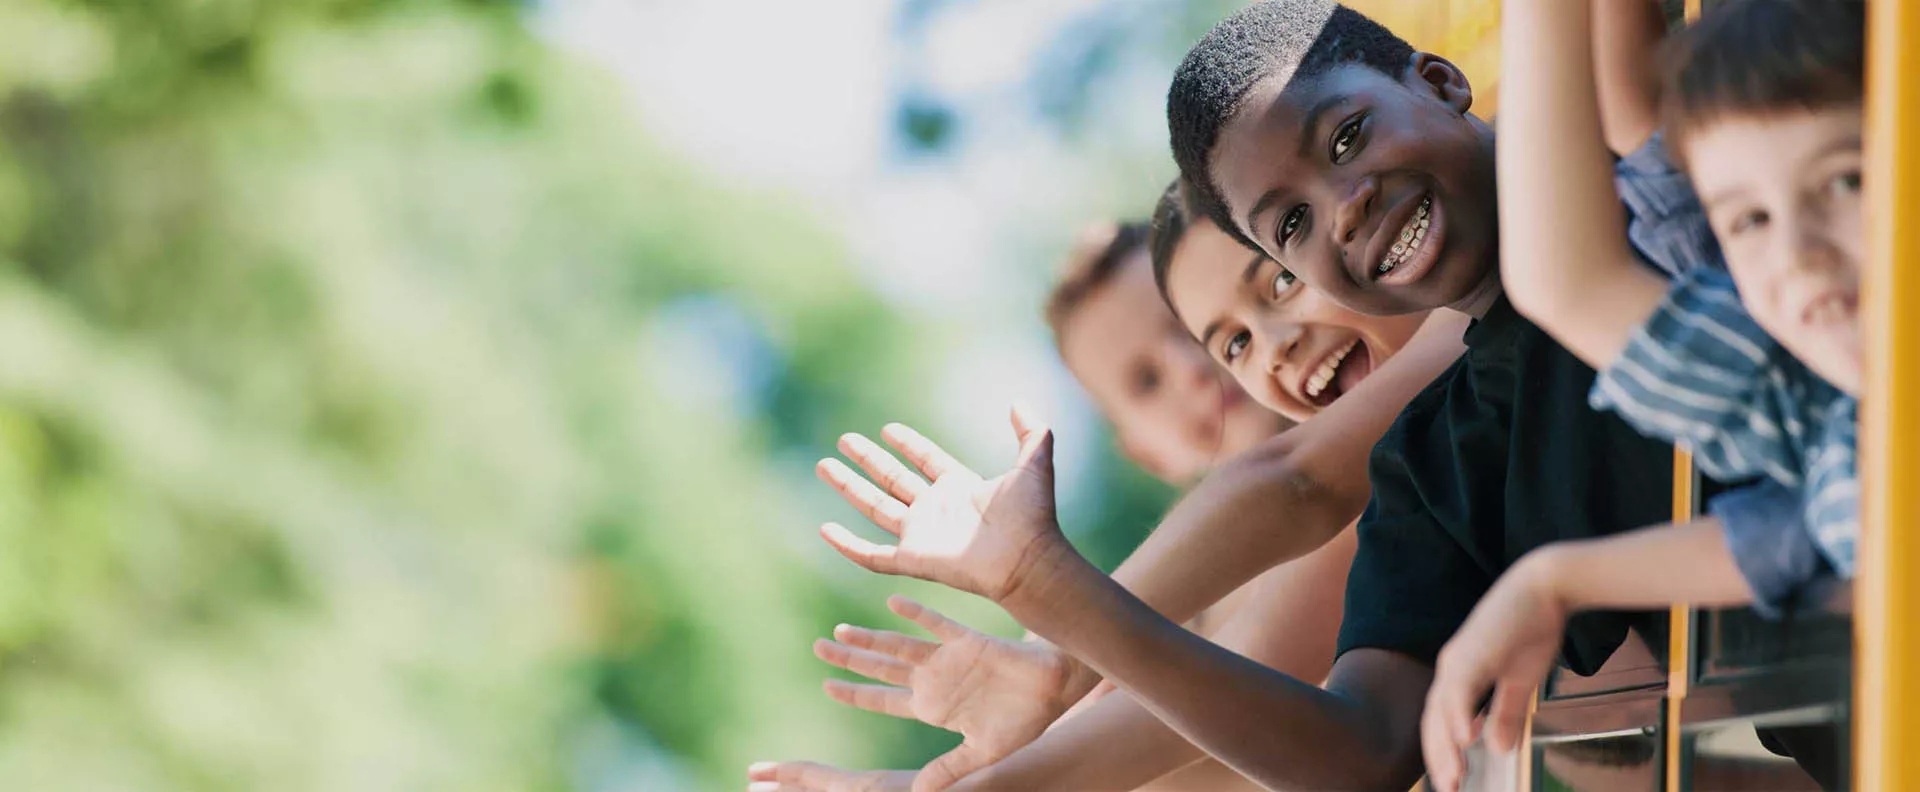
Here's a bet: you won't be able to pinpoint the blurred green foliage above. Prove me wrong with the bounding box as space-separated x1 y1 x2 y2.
0 0 1211 789
0 1 1005 789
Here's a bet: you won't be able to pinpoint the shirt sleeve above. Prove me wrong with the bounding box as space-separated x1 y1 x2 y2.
1709 481 1834 619
1614 133 1723 280
1336 453 1492 666
1588 266 1819 486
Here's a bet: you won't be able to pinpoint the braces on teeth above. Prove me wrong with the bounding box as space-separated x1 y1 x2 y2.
1377 196 1433 275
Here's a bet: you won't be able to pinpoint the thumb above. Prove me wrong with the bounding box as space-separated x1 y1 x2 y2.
911 743 990 792
1006 405 1054 480
1012 425 1055 487
1007 403 1048 447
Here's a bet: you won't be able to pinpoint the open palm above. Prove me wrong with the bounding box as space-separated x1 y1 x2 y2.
815 408 1064 604
814 595 1083 791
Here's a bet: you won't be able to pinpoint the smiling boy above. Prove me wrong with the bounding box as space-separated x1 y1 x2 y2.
1164 0 1689 709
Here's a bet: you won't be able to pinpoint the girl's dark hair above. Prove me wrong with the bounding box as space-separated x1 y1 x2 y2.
1660 0 1866 163
1148 180 1199 313
1167 1 1413 247
1044 221 1152 342
1148 179 1273 324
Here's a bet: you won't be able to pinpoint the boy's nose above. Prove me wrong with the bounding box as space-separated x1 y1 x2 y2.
1783 215 1848 276
1334 176 1380 245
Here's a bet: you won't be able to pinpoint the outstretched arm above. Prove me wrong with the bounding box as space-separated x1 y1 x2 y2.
1109 309 1465 627
1499 0 1669 368
813 413 1434 791
952 527 1357 791
1004 552 1431 792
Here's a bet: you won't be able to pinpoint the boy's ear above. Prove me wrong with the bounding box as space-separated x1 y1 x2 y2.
1403 52 1474 116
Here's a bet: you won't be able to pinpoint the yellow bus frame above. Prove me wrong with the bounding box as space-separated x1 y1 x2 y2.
1857 0 1916 787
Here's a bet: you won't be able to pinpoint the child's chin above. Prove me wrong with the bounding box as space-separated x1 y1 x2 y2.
1821 357 1864 397
1795 337 1864 395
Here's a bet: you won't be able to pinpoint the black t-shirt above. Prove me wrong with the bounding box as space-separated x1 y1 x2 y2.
1336 296 1675 674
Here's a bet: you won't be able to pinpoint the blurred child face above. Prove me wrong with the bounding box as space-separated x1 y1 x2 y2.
1163 216 1430 422
1058 248 1290 484
1685 107 1865 394
1209 57 1500 317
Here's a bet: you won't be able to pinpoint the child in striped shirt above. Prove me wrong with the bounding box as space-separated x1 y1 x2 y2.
1422 2 1864 789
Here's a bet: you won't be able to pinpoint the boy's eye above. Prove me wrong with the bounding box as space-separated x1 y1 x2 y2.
1130 362 1161 397
1223 330 1251 363
1278 206 1308 245
1330 115 1365 163
1270 267 1297 297
1729 208 1771 235
1830 169 1863 196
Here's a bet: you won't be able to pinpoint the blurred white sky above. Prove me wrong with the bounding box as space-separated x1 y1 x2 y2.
539 0 1192 510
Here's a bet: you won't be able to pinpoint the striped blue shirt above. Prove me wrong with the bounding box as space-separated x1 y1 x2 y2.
1594 137 1860 579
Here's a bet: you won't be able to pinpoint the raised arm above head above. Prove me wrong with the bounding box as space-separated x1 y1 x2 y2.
1593 0 1669 156
1498 0 1670 369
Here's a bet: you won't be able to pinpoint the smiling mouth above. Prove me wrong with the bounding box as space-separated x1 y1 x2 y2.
1374 195 1432 278
1802 290 1859 327
1302 338 1363 408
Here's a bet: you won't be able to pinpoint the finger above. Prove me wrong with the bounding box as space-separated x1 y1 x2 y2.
1008 403 1047 445
823 679 915 719
839 433 928 505
880 423 968 482
913 743 991 792
1425 667 1477 792
747 761 843 791
820 523 902 576
1420 703 1463 792
1484 680 1533 753
1431 657 1484 754
817 459 908 535
1006 411 1055 484
815 639 914 686
887 595 969 644
834 623 937 665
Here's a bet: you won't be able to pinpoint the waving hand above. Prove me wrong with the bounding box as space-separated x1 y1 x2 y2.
815 407 1067 605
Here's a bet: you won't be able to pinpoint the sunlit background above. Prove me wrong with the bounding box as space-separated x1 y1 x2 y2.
0 1 1287 789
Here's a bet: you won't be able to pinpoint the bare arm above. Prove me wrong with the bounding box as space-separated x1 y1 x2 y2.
811 408 1432 791
1423 518 1752 790
1499 0 1669 369
1110 310 1466 627
1592 0 1668 156
1539 517 1755 611
957 527 1358 791
996 540 1430 792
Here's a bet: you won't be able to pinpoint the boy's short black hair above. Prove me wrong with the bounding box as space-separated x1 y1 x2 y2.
1662 0 1866 160
1167 1 1414 246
